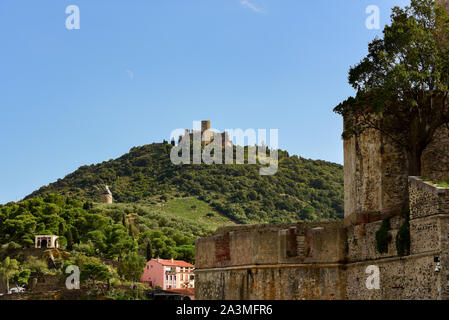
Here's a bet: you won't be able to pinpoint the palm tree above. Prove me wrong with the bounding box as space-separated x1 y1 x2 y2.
0 257 19 294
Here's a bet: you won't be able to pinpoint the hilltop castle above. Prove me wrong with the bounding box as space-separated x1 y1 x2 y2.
194 1 449 300
178 120 233 149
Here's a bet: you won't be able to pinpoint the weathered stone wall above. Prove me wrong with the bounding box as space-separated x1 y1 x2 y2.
409 177 449 220
195 179 449 300
346 215 403 263
346 255 439 300
344 128 408 226
421 126 449 182
195 223 347 300
195 222 346 269
344 128 383 225
196 265 346 300
344 124 449 227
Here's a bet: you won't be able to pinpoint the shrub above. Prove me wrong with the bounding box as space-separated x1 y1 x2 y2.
376 218 392 254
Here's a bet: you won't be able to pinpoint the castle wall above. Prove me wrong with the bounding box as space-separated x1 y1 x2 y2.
344 123 449 226
345 255 439 300
344 128 408 226
195 223 347 300
346 215 402 263
195 265 346 300
195 178 449 300
421 126 449 182
344 128 383 225
345 178 449 299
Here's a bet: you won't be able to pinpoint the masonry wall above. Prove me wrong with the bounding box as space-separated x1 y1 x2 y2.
346 255 439 300
421 126 449 183
196 265 346 300
344 123 449 227
195 222 347 300
343 128 408 226
195 178 449 300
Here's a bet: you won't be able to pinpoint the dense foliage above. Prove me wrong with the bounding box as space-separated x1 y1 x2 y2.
26 142 344 223
0 195 207 263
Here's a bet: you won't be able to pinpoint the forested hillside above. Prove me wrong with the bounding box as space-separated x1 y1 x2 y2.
25 142 343 223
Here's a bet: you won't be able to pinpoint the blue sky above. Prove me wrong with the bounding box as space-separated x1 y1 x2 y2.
0 0 410 204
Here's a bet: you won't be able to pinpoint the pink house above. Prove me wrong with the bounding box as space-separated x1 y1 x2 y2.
141 258 195 290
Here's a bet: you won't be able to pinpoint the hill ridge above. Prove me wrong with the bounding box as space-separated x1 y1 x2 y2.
26 142 344 224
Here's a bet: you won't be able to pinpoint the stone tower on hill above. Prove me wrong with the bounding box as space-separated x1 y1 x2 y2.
178 120 233 148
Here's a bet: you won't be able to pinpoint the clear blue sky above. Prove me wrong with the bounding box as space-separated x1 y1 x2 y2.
0 0 409 204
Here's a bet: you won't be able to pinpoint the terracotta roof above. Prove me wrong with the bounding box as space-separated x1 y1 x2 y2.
152 259 194 268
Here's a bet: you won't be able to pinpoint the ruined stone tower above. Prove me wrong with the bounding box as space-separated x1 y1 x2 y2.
201 120 211 133
178 120 232 148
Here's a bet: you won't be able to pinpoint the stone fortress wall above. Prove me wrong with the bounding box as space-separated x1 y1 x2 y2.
195 177 449 300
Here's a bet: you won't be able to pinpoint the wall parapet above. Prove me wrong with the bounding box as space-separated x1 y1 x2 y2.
195 222 346 270
409 176 449 220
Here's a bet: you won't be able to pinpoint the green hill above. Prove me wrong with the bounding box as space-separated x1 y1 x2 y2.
25 142 343 224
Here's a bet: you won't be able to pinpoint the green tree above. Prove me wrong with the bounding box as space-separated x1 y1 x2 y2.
334 0 449 176
58 222 65 236
12 269 31 288
146 240 153 261
80 261 110 286
23 256 48 276
103 224 136 259
0 257 20 293
117 252 146 283
174 245 195 264
66 229 73 251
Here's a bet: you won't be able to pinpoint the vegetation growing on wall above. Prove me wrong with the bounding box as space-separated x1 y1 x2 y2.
376 218 392 254
396 207 411 256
